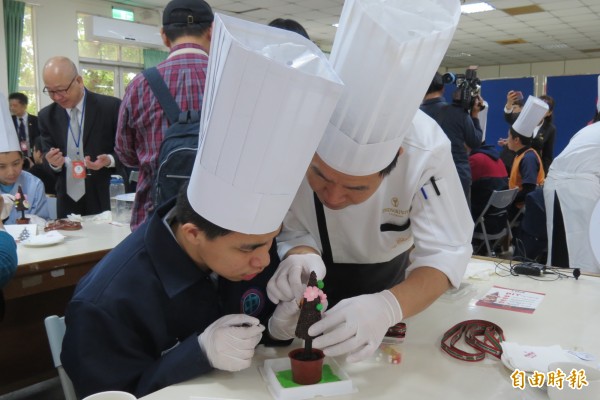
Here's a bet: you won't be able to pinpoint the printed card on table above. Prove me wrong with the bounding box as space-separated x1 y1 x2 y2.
476 285 545 314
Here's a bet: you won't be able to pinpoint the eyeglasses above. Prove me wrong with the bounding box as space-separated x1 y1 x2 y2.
43 76 78 97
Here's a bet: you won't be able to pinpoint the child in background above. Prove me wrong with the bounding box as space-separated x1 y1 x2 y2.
0 92 49 224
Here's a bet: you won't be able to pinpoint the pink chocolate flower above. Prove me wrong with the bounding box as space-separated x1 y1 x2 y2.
303 286 320 302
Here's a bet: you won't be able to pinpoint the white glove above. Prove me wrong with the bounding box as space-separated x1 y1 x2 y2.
309 290 403 363
198 314 264 371
268 300 300 340
267 254 326 304
1 194 15 220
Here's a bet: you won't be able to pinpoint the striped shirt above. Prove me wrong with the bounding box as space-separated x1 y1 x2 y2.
116 43 209 230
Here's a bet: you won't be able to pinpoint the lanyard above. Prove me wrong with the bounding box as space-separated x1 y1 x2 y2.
66 92 87 154
441 320 505 362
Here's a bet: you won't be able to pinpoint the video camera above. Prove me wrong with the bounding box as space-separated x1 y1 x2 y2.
442 67 484 112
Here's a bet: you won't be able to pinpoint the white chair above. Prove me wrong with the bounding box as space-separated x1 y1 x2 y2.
44 315 77 400
472 188 519 257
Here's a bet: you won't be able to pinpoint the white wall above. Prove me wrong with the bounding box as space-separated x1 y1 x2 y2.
25 0 161 108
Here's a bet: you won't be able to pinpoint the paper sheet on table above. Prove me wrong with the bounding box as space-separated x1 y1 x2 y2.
463 261 496 280
501 342 579 373
4 224 38 241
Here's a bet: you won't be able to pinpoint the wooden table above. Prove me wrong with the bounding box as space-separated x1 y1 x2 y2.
0 222 130 394
139 258 600 400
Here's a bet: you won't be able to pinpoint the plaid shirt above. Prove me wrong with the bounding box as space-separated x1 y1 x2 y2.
116 43 208 230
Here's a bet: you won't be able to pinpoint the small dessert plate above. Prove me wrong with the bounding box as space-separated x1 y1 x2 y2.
21 233 65 247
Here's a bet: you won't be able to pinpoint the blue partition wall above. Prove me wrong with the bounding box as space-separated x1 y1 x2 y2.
479 77 534 150
546 74 598 157
441 77 534 151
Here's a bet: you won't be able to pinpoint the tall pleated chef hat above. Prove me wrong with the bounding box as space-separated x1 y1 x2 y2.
0 92 20 153
591 199 600 266
479 100 489 143
512 96 549 139
597 75 600 113
317 0 461 176
187 13 344 234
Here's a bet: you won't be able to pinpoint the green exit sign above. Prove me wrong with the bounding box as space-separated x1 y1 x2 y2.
112 8 134 21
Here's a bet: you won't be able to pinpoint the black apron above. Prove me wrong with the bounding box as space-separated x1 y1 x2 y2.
313 193 410 308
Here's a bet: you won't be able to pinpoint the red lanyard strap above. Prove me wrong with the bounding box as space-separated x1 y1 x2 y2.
441 320 505 362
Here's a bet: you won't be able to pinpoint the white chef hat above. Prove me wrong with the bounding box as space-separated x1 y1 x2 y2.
590 199 600 266
187 13 343 234
478 100 489 143
512 96 549 138
317 0 461 176
596 75 600 113
0 92 20 153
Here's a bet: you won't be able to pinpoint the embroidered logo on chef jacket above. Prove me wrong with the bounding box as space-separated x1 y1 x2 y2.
240 288 265 317
383 197 409 218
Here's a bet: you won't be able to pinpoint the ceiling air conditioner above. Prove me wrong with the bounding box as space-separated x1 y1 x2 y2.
84 16 165 49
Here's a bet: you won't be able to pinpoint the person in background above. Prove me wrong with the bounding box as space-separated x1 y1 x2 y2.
268 18 309 39
0 92 49 223
469 143 508 224
533 95 556 175
421 72 484 203
502 91 556 175
0 195 18 320
8 92 38 168
588 80 600 125
506 96 548 217
39 57 121 218
498 90 524 173
116 0 213 231
27 137 56 195
267 0 470 364
61 14 342 398
543 119 600 273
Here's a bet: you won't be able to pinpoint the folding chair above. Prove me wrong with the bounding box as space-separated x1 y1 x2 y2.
472 188 519 257
44 315 77 400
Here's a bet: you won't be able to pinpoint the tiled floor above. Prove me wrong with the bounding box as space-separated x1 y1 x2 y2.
0 378 64 400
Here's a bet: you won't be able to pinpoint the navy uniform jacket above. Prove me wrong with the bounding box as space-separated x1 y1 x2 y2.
61 200 283 398
421 97 483 198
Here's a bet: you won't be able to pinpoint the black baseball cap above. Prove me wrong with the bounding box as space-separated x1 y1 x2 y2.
163 0 214 26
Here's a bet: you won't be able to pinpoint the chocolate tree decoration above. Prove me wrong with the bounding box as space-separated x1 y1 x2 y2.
17 227 31 242
14 185 30 220
295 271 326 358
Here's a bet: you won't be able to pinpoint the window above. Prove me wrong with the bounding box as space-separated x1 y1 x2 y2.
77 13 144 98
18 6 37 113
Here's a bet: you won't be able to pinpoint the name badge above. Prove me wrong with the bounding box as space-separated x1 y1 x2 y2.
72 160 87 179
20 140 29 153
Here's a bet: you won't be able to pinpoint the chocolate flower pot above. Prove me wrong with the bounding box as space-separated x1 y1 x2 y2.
288 348 325 385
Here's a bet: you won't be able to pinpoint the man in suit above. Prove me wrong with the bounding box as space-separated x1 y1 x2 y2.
8 92 39 167
39 57 121 218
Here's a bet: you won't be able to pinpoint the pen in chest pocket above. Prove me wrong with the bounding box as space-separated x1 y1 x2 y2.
421 176 441 200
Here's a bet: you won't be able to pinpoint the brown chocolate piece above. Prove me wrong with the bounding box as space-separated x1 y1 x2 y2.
44 220 82 231
295 271 322 341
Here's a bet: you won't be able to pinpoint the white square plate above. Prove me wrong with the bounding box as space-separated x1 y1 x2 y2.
259 356 356 400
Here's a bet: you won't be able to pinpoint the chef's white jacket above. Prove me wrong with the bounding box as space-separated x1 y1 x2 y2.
278 110 473 289
543 122 600 273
